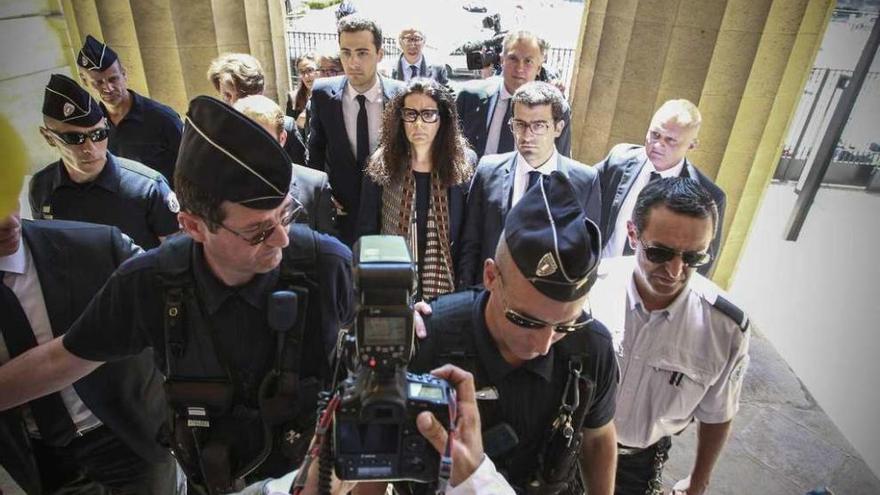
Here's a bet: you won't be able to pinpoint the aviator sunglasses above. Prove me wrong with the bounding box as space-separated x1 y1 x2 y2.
639 240 712 268
497 271 593 333
45 125 110 146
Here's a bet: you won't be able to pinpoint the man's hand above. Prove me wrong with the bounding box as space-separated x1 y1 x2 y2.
416 364 483 487
413 301 432 339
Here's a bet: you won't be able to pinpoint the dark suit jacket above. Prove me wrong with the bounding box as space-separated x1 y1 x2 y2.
0 220 168 494
292 163 337 236
308 75 406 245
358 176 468 270
455 77 572 159
391 55 449 85
457 152 602 287
594 143 727 275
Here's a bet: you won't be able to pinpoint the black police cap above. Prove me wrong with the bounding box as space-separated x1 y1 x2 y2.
176 96 291 209
504 171 601 302
42 74 103 127
77 35 118 72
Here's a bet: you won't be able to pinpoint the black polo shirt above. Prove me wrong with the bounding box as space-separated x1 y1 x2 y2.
103 90 182 185
411 290 618 488
28 153 179 249
62 230 354 392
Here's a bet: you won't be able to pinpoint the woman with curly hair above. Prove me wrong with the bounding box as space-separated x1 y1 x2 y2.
359 78 475 300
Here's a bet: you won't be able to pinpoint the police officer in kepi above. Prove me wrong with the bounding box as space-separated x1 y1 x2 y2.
406 171 619 495
0 96 355 494
30 74 179 250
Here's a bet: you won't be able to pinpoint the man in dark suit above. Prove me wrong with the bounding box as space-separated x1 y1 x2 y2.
308 15 405 245
457 82 600 287
233 95 338 236
0 208 179 494
456 30 571 159
391 27 449 85
595 99 726 275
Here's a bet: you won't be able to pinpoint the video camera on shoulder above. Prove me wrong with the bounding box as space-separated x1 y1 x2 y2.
333 235 453 482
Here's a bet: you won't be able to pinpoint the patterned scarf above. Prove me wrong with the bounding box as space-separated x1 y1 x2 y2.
380 171 455 300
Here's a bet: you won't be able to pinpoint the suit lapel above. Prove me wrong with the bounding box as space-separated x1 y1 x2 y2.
331 77 356 165
22 224 71 339
500 154 516 218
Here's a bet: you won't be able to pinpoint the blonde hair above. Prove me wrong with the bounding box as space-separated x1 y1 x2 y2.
207 53 265 96
652 99 702 131
233 95 283 138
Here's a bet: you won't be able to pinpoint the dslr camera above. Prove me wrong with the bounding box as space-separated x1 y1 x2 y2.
462 13 506 70
333 236 453 482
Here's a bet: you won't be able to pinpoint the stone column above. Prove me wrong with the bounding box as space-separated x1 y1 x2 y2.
128 0 189 114
569 0 833 287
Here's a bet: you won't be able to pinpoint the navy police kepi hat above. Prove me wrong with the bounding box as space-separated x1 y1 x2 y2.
176 96 291 209
77 35 118 72
42 74 103 127
504 171 601 302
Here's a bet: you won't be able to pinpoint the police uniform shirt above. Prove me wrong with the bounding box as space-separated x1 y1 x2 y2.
0 243 102 437
29 153 179 250
102 90 183 185
590 256 751 449
61 230 353 396
410 290 618 485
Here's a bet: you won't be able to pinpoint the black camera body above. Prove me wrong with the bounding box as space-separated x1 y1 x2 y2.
334 370 452 481
333 236 453 482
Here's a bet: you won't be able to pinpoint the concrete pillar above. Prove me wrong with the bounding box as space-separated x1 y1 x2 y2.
244 0 279 102
212 0 250 54
169 0 220 101
712 0 834 287
92 0 148 95
268 0 293 106
128 0 189 114
569 0 833 287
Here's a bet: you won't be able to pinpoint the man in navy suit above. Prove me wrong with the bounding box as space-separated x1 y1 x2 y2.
457 82 600 287
391 27 449 85
456 30 571 159
0 208 179 494
309 16 406 245
595 99 726 276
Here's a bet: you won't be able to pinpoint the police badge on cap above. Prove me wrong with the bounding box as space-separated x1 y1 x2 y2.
77 34 118 72
42 74 103 127
503 172 601 302
175 96 291 209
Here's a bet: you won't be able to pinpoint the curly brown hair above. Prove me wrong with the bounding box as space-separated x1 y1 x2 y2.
366 78 472 187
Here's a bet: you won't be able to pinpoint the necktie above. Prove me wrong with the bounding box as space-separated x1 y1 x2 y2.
0 272 77 446
527 170 542 191
355 94 369 170
410 65 418 79
497 98 515 154
623 172 664 255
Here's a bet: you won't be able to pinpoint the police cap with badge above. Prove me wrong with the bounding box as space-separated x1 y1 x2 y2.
176 95 291 209
504 171 601 302
77 34 118 72
42 74 103 128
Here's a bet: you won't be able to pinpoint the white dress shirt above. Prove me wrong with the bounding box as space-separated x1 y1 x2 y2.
0 241 102 437
483 82 512 156
602 158 686 259
589 256 750 448
342 77 384 161
510 149 559 208
402 55 424 82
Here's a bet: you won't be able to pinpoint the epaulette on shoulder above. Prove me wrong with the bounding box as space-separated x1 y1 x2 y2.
711 295 750 333
116 156 164 182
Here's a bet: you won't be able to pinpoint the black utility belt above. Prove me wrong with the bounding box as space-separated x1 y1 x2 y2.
616 436 671 456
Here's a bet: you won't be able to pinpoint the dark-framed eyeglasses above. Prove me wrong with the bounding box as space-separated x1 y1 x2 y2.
45 125 110 146
497 272 593 333
508 118 552 136
219 196 303 246
318 67 342 76
401 108 440 124
638 240 712 268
